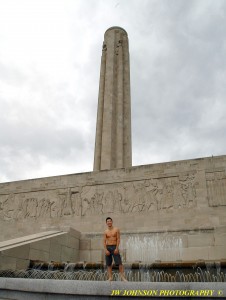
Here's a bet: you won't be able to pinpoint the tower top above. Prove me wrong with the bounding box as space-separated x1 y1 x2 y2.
105 26 127 35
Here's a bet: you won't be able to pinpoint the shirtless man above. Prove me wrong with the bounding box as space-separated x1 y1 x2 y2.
103 217 127 281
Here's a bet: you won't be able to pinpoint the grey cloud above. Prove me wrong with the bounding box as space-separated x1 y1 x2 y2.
130 0 226 167
0 63 28 85
0 0 226 181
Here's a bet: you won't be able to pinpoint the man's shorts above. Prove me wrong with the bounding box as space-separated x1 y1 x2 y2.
105 245 122 266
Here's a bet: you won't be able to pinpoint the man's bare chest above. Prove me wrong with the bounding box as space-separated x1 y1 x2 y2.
106 230 117 238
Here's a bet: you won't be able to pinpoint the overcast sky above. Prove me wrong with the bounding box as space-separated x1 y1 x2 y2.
0 0 225 183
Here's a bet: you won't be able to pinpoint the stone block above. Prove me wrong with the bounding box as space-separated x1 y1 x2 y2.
49 241 62 261
214 233 226 246
91 238 102 250
157 249 181 262
1 245 30 259
68 228 81 239
214 226 226 234
79 239 91 250
180 247 209 261
0 256 16 270
178 235 188 248
211 216 220 226
51 234 68 246
16 258 29 270
188 233 214 247
90 250 102 262
61 246 73 262
30 239 50 252
79 250 91 262
67 236 79 249
220 218 226 226
29 248 49 261
208 246 226 260
49 240 62 253
70 250 79 262
49 250 61 262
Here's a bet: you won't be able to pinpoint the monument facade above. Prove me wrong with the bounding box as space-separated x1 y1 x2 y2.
0 27 226 270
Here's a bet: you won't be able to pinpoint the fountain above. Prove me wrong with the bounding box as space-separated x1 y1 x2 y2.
1 260 226 282
0 259 226 299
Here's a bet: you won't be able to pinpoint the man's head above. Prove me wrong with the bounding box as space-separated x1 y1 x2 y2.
106 217 113 228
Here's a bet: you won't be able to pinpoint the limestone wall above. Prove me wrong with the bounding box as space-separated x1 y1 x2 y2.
80 228 226 263
0 155 226 261
0 228 80 270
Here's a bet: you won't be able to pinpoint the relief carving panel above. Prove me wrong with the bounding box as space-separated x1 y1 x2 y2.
0 173 198 221
80 174 197 216
206 171 226 206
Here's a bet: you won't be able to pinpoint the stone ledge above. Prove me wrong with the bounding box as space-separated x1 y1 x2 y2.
0 278 225 298
0 231 67 252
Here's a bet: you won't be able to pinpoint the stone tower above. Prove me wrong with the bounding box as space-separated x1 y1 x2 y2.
93 26 132 171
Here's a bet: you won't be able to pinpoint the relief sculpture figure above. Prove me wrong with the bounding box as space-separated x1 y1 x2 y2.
0 195 15 221
103 191 114 214
25 198 38 218
93 192 104 214
113 190 123 213
121 186 131 213
37 198 51 217
173 181 185 209
50 199 61 218
180 174 196 207
71 190 82 216
145 179 162 211
81 186 96 216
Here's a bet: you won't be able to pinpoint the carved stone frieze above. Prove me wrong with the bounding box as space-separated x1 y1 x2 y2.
206 171 226 206
80 174 197 216
0 174 198 221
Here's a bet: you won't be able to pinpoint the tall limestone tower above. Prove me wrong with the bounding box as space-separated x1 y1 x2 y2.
93 26 132 171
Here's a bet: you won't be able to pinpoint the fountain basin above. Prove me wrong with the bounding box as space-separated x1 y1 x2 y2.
1 259 225 282
0 278 226 299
